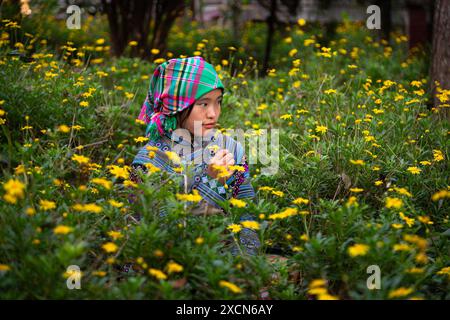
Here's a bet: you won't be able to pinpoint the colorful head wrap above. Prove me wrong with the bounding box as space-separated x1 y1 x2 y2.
138 56 224 140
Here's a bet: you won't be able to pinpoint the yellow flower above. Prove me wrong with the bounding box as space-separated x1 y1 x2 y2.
53 225 73 235
309 279 327 289
92 271 107 277
39 199 56 211
288 48 298 57
433 149 444 162
91 177 112 190
102 242 118 253
134 136 148 143
297 18 306 26
350 159 365 165
292 197 309 205
350 188 364 193
230 198 246 208
268 207 298 220
308 287 327 295
317 293 339 300
195 237 204 245
393 187 412 197
385 197 403 209
227 224 242 233
417 216 433 225
280 114 292 120
165 151 181 164
228 165 245 172
148 268 167 280
388 287 414 299
347 243 370 257
436 266 450 279
324 89 336 94
0 264 11 272
393 243 412 252
72 203 103 213
144 162 161 174
315 125 328 134
419 160 431 166
108 165 130 179
108 199 124 208
271 190 284 197
108 230 123 240
176 189 202 202
431 189 450 201
407 166 421 175
399 212 415 227
151 48 160 55
128 41 138 47
125 92 134 99
258 186 274 192
374 180 383 186
3 178 26 199
57 124 70 133
123 180 138 188
406 267 424 274
79 101 89 107
346 196 358 207
72 154 90 164
240 220 260 230
219 280 242 294
166 261 183 274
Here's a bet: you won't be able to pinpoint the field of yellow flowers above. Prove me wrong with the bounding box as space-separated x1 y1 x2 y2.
0 16 449 300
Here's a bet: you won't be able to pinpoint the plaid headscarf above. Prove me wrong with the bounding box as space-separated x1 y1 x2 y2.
138 56 224 140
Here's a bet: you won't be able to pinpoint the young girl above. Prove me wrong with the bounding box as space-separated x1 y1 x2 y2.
129 56 260 257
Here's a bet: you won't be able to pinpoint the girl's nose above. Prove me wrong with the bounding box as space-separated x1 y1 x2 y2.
206 105 216 119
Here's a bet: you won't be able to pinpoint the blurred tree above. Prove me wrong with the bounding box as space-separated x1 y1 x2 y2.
257 0 301 76
430 0 450 111
100 0 187 58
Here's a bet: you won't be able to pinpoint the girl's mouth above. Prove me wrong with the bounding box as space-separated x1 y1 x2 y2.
203 123 216 129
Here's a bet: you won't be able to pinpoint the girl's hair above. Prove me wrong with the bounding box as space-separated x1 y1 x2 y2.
175 104 194 129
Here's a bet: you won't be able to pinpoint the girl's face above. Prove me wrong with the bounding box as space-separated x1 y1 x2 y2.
184 88 223 136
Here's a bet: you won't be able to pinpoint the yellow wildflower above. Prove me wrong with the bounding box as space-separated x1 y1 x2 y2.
102 242 118 253
166 261 183 274
227 224 242 233
148 268 167 280
219 280 242 294
71 154 90 164
347 243 370 257
176 189 202 202
388 287 414 299
240 220 260 230
385 197 403 209
39 199 56 211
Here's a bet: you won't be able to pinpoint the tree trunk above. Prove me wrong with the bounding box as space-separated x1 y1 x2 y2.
102 0 185 59
375 0 391 42
430 0 450 114
261 0 277 77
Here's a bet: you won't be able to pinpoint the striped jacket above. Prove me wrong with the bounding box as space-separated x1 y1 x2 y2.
130 128 261 256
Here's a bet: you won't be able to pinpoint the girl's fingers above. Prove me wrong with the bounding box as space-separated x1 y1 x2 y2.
209 149 227 164
224 153 234 165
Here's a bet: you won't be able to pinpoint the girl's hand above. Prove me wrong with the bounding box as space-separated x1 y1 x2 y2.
206 149 235 184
